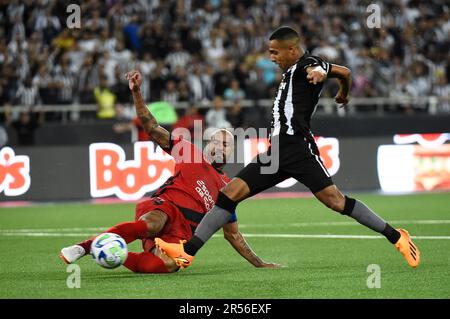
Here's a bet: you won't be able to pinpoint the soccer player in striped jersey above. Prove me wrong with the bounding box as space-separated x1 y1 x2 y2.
60 70 280 273
156 26 420 270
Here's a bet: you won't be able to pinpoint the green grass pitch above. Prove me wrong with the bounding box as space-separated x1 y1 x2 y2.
0 192 449 299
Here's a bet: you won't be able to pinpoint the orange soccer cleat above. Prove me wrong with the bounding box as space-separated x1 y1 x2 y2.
155 238 194 268
394 229 420 268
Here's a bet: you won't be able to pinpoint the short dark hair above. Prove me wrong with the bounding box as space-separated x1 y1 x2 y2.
269 26 299 41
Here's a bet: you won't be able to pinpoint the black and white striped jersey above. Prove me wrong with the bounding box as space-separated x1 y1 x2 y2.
271 52 331 138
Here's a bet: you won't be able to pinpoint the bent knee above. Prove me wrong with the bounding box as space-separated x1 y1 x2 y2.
139 210 168 236
220 177 250 202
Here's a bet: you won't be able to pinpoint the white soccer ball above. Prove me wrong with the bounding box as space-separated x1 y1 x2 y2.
90 233 128 269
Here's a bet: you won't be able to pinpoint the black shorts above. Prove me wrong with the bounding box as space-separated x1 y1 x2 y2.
237 134 333 195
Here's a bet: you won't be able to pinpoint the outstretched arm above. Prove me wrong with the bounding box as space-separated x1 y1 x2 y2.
126 70 171 150
222 222 282 268
328 64 352 106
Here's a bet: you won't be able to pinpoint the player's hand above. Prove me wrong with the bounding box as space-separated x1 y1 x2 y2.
125 70 143 91
306 66 327 85
334 91 350 107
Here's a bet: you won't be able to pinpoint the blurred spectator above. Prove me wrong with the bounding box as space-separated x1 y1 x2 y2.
111 40 133 68
165 40 191 73
205 96 231 129
0 0 449 120
183 30 203 57
149 61 169 101
123 15 141 52
115 103 135 121
94 76 116 119
255 51 278 86
32 66 54 105
0 83 10 107
173 105 205 140
78 55 98 104
390 75 416 113
15 78 40 107
54 60 76 105
113 117 150 142
178 81 192 103
201 64 216 101
203 29 226 68
224 79 245 102
112 65 131 104
187 65 206 102
8 110 45 146
161 80 179 105
51 29 75 52
227 101 245 128
433 74 450 112
34 7 61 45
137 53 155 102
213 59 234 96
0 125 8 147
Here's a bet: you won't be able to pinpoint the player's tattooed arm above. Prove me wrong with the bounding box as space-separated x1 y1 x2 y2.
223 222 282 268
126 70 171 150
328 64 352 106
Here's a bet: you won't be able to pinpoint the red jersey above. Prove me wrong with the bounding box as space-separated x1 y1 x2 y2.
152 137 234 217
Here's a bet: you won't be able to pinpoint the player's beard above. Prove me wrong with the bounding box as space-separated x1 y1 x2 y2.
210 150 226 168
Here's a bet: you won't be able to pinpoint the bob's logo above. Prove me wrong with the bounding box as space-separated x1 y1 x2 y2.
89 142 175 201
0 147 31 196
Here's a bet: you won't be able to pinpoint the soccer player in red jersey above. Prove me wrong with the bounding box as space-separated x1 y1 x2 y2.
60 70 280 273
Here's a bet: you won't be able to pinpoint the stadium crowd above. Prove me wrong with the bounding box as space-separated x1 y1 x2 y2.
0 0 449 128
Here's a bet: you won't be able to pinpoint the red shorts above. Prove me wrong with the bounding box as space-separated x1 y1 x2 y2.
135 196 193 252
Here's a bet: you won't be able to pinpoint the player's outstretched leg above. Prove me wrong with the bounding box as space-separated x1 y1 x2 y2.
124 248 179 273
60 220 149 264
156 178 250 268
314 185 420 268
60 210 167 264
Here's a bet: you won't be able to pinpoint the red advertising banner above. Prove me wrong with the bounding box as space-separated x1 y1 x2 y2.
242 137 340 189
378 133 450 192
89 142 175 201
0 147 31 196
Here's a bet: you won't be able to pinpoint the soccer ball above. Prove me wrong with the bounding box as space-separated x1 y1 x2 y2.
90 233 128 269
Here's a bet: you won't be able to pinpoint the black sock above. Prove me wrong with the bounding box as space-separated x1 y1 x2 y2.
382 223 401 244
184 235 205 256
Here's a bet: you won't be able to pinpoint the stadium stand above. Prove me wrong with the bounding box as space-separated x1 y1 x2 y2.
0 0 449 134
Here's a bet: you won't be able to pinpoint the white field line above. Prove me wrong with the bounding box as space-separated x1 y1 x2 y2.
0 232 96 237
239 219 450 228
1 219 450 234
234 234 450 240
0 231 449 240
0 227 107 233
1 220 449 239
